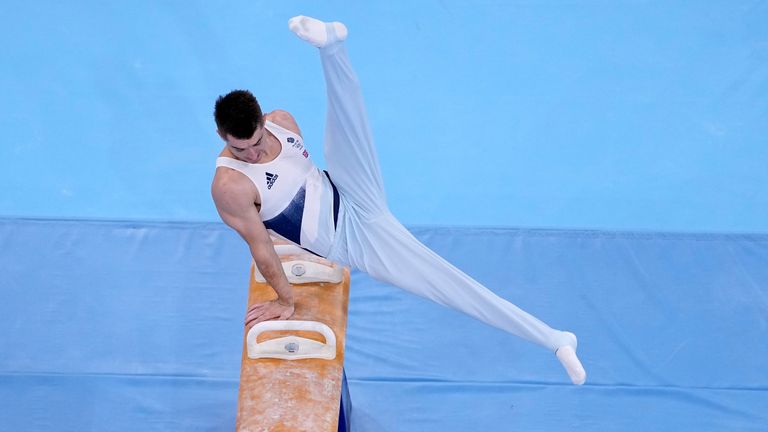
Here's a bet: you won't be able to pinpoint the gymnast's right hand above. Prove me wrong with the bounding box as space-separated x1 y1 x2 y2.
244 299 295 329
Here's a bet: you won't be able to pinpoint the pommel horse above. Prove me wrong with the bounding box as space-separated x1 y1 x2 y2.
236 239 352 432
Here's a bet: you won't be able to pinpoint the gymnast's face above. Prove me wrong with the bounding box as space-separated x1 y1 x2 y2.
220 126 268 164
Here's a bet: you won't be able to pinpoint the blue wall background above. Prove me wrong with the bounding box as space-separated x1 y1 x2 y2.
1 1 766 232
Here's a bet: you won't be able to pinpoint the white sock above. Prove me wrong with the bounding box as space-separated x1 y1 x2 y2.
555 332 587 385
288 15 347 48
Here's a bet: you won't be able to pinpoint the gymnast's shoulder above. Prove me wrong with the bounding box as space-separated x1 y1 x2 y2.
266 109 302 137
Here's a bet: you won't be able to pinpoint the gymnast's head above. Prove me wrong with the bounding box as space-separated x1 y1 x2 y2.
214 90 266 162
214 89 264 140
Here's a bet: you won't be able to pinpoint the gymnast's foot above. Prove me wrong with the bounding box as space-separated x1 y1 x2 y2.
555 332 587 385
288 15 347 48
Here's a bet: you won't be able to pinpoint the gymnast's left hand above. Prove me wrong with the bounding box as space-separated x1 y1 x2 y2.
245 300 295 328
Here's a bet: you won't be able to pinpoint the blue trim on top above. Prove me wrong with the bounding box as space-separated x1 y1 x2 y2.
263 187 306 245
324 170 340 230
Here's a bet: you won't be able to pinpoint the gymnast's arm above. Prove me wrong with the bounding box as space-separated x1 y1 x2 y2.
211 170 295 326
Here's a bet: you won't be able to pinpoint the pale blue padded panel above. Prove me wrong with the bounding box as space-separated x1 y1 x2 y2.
1 218 766 431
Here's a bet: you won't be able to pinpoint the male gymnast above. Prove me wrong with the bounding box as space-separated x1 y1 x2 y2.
211 16 586 385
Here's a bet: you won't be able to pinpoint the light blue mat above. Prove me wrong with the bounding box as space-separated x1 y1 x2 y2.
2 218 766 431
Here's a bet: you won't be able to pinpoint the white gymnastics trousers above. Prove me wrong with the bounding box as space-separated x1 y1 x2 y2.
318 36 575 353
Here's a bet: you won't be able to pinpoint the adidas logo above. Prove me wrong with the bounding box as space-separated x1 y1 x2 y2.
265 172 278 190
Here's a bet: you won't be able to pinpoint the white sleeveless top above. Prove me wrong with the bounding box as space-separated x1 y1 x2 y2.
216 120 339 257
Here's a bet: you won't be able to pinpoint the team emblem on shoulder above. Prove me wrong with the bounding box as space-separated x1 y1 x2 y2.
287 136 303 149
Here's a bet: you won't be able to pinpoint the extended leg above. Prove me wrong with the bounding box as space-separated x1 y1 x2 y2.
290 16 586 385
289 16 388 218
349 213 587 385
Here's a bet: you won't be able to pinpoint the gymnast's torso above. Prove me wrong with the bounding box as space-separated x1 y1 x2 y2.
215 118 339 257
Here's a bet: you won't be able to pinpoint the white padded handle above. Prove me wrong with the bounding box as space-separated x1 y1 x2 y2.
253 260 344 284
246 320 337 360
273 244 308 256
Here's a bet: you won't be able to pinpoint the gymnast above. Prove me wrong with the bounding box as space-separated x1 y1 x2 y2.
211 15 586 385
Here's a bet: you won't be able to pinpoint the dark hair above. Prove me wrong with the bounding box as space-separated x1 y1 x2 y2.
214 90 263 139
